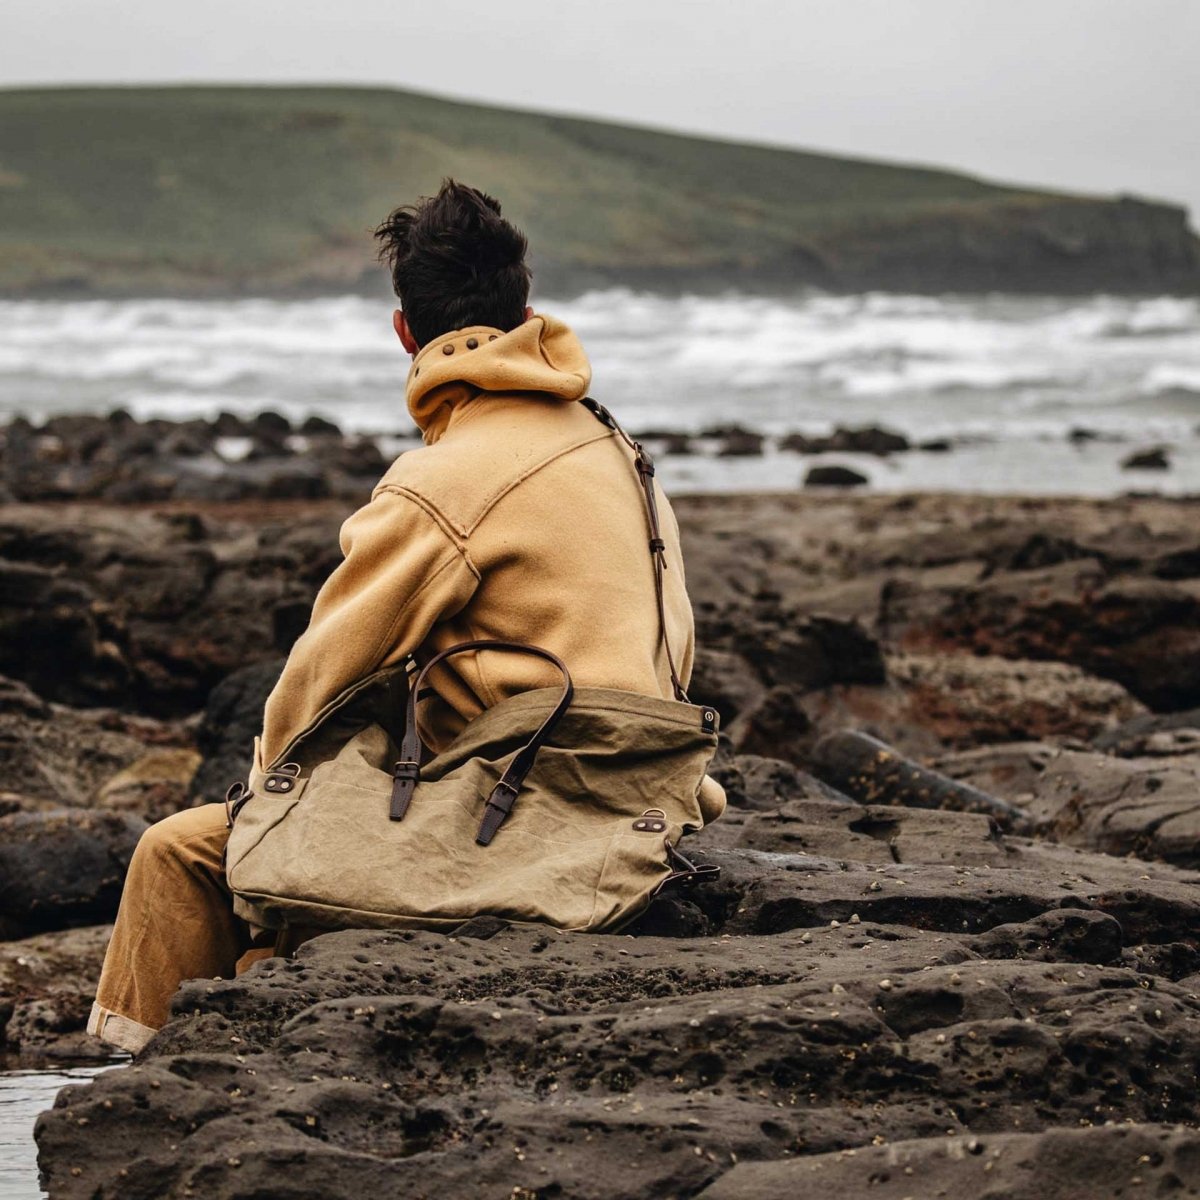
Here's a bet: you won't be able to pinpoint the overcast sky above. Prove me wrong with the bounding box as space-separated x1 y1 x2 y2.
3 0 1198 225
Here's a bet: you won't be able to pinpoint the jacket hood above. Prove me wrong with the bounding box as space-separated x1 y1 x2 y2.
405 313 593 443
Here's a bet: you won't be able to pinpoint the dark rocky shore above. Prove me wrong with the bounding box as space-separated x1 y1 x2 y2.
4 444 1200 1195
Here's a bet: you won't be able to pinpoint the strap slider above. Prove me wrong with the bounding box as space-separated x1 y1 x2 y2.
392 759 420 779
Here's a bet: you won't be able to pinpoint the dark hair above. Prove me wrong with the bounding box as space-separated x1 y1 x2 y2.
374 179 531 347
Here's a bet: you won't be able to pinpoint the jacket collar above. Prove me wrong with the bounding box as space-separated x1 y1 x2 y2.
405 313 592 444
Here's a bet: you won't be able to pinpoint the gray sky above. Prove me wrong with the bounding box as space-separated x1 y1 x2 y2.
3 0 1198 225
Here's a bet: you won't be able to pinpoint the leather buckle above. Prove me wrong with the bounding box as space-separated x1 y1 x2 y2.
392 759 420 779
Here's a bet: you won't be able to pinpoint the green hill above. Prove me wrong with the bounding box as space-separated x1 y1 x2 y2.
1 85 1197 295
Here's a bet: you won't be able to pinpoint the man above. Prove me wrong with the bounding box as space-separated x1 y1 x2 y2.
89 179 719 1054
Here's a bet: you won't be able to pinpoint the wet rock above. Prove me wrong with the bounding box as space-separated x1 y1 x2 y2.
1122 446 1170 470
661 433 694 455
299 415 342 437
716 430 764 457
781 426 909 456
699 422 758 439
252 411 292 437
308 434 388 477
211 411 249 437
1 925 113 1063
805 464 868 488
825 426 909 455
0 808 147 933
778 432 815 453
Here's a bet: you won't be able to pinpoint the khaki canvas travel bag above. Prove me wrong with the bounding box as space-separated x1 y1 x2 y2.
224 400 724 934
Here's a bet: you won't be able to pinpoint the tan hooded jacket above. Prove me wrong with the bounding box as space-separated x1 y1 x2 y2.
258 313 719 810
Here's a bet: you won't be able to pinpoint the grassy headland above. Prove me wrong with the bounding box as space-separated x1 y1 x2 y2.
1 85 1197 295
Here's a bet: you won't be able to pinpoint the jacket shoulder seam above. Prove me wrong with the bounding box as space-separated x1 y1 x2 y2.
374 427 616 538
462 428 615 535
370 485 476 570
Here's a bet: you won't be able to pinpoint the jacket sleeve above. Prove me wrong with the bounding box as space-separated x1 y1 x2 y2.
258 488 479 766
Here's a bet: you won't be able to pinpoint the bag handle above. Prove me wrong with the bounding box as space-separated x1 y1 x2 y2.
580 398 689 704
390 639 574 846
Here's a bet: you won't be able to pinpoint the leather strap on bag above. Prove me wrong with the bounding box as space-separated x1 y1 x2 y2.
581 397 689 704
390 639 574 846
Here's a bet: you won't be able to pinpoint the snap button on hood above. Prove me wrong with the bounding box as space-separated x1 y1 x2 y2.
406 314 593 444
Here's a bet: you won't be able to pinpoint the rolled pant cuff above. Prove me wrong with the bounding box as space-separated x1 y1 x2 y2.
88 1001 157 1055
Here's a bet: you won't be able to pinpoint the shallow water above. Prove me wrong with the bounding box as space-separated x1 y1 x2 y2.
2 289 1199 495
0 1066 115 1200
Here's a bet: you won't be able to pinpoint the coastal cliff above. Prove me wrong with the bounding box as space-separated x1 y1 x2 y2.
1 85 1197 296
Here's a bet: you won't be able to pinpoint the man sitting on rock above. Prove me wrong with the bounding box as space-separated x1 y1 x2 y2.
87 179 716 1053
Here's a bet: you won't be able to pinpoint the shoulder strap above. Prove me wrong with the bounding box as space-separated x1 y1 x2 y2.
580 397 689 704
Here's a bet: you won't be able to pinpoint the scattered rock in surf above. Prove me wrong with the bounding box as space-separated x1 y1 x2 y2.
917 437 953 452
1122 446 1170 470
0 808 148 933
717 430 764 457
300 414 342 436
804 464 868 488
782 426 909 456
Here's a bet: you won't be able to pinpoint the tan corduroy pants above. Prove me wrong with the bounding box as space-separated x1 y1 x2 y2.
88 803 276 1054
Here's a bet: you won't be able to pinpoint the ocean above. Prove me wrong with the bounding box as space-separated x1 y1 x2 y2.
1 290 1198 496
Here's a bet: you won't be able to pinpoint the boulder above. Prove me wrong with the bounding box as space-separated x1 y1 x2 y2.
804 464 868 488
0 809 147 933
1 925 113 1062
1122 446 1170 470
1020 747 1200 868
716 430 764 457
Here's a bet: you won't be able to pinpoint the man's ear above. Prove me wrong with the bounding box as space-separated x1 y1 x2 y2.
523 306 533 321
393 310 420 357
